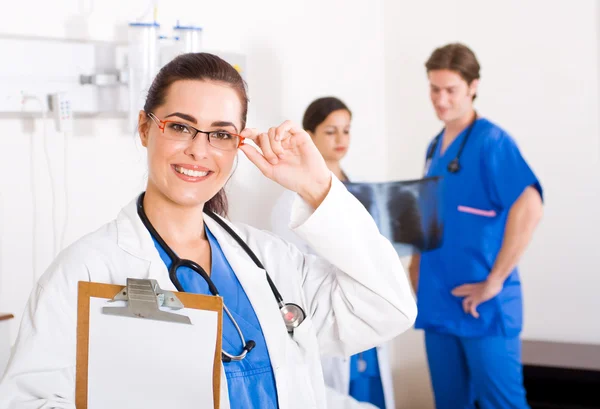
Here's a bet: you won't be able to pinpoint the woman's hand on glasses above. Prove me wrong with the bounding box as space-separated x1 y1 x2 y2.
239 121 331 209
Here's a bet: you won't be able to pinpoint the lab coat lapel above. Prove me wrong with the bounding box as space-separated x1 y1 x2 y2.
116 196 177 292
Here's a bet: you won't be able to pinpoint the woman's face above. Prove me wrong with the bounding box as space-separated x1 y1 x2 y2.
139 79 243 208
309 109 351 163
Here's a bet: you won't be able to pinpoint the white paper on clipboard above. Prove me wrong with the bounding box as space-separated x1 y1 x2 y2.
86 297 219 409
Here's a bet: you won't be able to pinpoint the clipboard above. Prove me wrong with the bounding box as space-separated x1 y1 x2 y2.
76 279 223 409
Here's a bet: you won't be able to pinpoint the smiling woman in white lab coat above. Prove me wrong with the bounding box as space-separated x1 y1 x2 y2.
0 53 416 409
271 97 397 409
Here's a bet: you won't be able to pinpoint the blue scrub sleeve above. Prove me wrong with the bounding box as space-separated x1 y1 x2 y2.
483 133 543 210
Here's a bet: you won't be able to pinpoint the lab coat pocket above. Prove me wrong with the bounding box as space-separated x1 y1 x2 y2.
289 316 314 350
285 318 319 408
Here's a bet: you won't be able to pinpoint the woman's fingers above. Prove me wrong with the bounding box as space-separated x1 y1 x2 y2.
240 121 309 166
268 127 285 158
275 120 305 141
240 127 261 141
257 131 278 165
239 144 272 177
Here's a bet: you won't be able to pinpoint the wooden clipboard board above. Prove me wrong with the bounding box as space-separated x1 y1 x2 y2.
76 281 223 409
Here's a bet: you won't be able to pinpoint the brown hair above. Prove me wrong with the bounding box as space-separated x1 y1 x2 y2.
302 97 351 133
142 52 248 216
425 43 481 100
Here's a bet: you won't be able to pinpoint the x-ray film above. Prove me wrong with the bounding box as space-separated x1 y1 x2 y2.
344 176 444 256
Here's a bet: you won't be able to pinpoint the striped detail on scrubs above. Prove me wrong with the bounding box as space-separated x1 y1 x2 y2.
152 227 279 409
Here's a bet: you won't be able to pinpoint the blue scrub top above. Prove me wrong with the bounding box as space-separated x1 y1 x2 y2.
152 227 279 409
349 347 386 408
416 118 543 337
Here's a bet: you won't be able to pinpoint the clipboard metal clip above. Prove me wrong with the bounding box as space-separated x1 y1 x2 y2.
102 278 191 325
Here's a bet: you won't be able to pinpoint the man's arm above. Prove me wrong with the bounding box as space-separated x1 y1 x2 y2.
487 185 543 285
451 186 543 317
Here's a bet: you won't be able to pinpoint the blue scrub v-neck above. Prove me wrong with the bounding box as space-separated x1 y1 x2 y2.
151 226 279 408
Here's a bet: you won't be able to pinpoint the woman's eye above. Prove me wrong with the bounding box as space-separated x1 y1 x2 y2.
212 131 232 140
169 123 190 133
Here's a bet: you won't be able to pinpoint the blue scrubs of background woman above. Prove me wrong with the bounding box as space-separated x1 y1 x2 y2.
409 43 544 409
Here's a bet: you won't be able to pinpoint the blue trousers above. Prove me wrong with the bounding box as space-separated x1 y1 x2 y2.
425 331 530 409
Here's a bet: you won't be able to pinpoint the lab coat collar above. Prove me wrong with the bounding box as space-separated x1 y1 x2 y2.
116 194 154 261
115 194 177 292
115 195 289 396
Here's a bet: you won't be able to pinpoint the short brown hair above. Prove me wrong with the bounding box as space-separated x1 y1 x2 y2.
425 43 481 99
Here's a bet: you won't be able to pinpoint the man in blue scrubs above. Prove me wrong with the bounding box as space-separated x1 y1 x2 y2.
409 43 544 409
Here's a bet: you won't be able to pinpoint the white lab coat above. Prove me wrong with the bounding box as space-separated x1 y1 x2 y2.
0 177 416 409
271 188 397 409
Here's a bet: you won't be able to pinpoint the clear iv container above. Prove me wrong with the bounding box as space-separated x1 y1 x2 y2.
173 24 203 54
127 22 159 133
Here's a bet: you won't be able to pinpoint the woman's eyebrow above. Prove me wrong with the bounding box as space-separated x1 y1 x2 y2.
211 121 239 133
164 112 197 124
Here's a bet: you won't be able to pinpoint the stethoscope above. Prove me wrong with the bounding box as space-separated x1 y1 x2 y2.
424 114 478 175
136 193 306 362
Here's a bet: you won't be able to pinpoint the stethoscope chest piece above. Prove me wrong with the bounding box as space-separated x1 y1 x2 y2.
280 303 306 333
447 158 461 173
426 114 477 176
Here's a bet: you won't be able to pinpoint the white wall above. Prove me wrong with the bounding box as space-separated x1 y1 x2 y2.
2 1 598 407
0 0 388 345
385 0 600 407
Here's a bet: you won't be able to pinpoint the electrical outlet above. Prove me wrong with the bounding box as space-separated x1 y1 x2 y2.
49 93 73 132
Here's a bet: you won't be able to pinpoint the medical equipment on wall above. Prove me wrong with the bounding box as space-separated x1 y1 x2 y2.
49 92 74 133
0 19 246 125
136 193 306 361
20 93 71 286
127 22 160 132
173 23 203 53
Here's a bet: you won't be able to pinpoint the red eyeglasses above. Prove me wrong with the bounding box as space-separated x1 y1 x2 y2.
147 112 245 151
